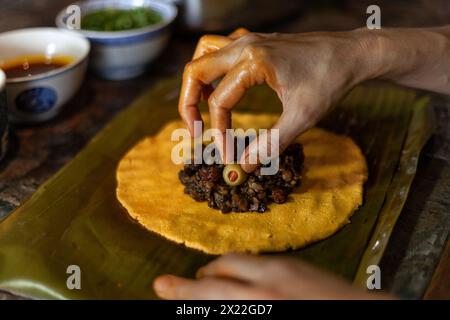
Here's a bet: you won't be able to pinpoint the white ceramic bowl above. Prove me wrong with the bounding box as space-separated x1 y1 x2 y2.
56 0 177 80
0 28 90 123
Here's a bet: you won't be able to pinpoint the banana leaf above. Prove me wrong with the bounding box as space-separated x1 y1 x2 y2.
0 77 434 299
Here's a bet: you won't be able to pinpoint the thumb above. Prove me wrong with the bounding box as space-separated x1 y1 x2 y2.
239 111 304 173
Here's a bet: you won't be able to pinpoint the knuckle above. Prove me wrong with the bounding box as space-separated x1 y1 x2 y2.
184 61 194 75
178 106 187 120
198 35 212 47
242 44 268 64
198 34 209 43
241 32 263 43
185 60 194 69
243 44 262 59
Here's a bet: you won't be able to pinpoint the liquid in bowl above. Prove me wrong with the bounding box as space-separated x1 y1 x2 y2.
1 55 74 79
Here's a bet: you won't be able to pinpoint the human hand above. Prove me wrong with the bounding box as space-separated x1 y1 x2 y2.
178 28 380 172
153 253 393 300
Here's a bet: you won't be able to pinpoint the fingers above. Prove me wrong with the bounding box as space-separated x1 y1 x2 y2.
197 33 241 101
193 30 249 103
180 29 251 135
196 253 271 284
193 35 232 59
178 51 236 135
153 274 277 300
239 108 311 173
229 28 250 40
192 28 250 60
208 61 265 163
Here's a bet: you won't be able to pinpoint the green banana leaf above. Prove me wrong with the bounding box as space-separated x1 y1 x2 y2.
0 77 434 299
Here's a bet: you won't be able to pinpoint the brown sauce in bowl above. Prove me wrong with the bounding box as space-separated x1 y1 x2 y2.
1 55 74 79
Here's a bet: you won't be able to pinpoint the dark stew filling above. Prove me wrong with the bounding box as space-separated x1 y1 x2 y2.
178 143 304 213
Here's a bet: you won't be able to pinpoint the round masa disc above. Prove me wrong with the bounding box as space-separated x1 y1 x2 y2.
116 113 367 254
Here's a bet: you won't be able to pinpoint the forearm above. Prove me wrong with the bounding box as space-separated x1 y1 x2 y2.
357 26 450 94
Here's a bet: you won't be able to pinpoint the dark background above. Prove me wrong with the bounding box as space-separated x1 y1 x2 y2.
0 0 449 299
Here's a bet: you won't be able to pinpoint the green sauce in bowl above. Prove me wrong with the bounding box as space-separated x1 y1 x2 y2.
81 8 163 31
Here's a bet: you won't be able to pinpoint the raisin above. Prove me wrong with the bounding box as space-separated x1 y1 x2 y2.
213 192 227 208
198 166 221 182
249 198 260 212
216 185 229 195
208 194 216 208
271 188 286 204
281 169 293 182
178 170 191 184
237 198 249 212
179 143 304 213
249 181 264 192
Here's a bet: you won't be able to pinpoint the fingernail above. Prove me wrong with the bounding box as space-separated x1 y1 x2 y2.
241 163 258 173
240 151 258 173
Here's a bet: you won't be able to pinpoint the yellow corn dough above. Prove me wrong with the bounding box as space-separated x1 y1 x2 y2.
116 113 367 254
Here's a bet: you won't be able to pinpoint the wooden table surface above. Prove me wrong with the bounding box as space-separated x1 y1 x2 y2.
0 0 449 300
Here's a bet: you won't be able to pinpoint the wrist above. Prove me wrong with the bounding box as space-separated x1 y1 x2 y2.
351 27 450 86
349 28 396 81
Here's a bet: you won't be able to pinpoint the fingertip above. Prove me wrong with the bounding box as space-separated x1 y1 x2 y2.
239 145 259 173
153 275 173 299
240 162 258 173
154 275 195 300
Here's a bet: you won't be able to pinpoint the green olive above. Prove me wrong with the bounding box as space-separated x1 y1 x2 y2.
223 164 248 186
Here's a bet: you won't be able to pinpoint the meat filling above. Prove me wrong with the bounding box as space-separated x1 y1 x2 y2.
178 143 304 213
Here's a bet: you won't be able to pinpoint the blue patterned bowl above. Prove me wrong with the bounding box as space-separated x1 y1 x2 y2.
0 28 90 123
56 0 177 80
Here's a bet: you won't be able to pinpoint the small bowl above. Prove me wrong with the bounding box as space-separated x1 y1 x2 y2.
56 0 177 80
0 28 90 123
